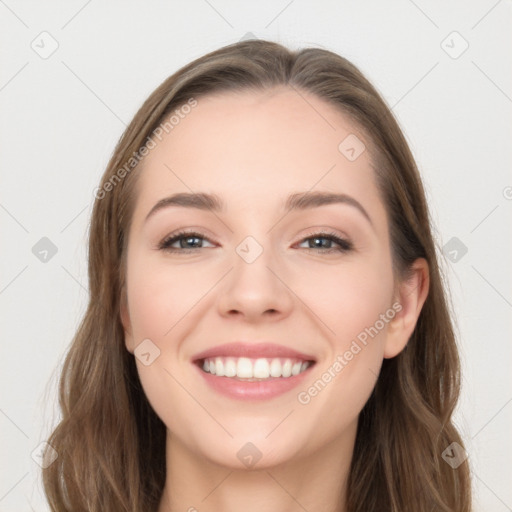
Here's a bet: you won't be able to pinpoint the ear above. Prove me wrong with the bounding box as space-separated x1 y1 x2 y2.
384 258 430 359
120 288 135 354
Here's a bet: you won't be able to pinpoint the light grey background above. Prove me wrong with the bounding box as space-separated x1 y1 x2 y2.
1 1 511 510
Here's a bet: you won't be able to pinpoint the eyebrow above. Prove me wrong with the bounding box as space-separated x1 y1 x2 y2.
144 191 373 227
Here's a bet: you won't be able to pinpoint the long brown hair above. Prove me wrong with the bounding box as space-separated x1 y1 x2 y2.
42 39 472 511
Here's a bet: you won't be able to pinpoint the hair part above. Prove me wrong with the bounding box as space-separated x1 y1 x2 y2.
42 39 472 511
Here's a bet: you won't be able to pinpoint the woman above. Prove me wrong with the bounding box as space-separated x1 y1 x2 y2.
42 39 472 511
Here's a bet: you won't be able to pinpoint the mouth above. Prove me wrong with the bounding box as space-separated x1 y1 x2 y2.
191 342 317 400
195 356 315 381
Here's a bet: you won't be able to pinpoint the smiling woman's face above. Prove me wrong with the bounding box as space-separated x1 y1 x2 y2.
120 86 414 470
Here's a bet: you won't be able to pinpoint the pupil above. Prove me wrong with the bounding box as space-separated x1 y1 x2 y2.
312 237 329 248
184 237 200 248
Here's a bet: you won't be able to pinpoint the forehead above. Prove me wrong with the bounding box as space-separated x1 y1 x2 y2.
132 87 385 224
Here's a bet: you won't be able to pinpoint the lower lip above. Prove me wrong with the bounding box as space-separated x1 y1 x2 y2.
193 362 315 401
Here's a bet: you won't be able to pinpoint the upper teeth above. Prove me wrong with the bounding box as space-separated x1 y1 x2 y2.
201 357 312 379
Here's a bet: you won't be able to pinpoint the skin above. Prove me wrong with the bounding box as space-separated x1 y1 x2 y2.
120 86 429 512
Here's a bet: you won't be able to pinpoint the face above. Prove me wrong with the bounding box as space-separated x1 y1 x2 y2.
120 86 407 470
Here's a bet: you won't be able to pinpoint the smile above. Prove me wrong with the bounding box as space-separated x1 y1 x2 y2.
191 342 317 400
200 357 313 380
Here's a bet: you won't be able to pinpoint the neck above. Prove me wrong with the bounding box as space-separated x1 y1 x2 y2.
157 425 356 512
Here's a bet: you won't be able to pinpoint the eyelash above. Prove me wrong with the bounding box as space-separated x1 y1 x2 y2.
158 229 353 254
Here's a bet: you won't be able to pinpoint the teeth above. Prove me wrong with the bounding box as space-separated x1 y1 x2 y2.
237 357 253 378
269 359 282 378
291 361 302 376
215 358 224 377
200 357 312 379
224 357 237 377
282 360 292 377
253 358 270 378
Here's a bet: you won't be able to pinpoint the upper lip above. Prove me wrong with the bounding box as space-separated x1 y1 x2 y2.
192 342 316 362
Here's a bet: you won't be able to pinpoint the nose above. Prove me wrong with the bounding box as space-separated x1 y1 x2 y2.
216 237 294 323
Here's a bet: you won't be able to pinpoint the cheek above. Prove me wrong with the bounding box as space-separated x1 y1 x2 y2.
126 253 211 343
294 257 393 410
293 255 394 347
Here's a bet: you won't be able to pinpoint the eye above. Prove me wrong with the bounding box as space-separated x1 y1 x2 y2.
296 231 353 254
158 229 353 254
158 230 216 253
